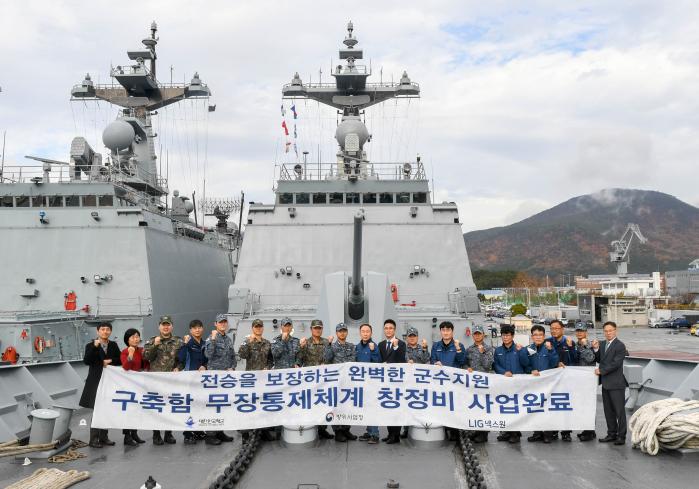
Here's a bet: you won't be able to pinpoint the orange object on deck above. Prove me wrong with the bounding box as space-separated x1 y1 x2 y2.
64 291 77 311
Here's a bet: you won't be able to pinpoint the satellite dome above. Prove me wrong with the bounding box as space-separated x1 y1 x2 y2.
335 119 369 150
103 120 135 152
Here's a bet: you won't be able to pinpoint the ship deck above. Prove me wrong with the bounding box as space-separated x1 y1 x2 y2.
1 326 697 488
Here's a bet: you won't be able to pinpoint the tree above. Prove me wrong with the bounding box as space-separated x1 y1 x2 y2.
510 303 527 316
472 269 519 289
510 272 541 288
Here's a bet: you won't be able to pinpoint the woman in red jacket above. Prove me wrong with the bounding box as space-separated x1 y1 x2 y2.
121 328 149 446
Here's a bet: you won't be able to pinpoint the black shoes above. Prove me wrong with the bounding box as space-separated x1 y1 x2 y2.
183 436 198 445
217 432 235 442
99 430 115 446
344 429 357 441
471 432 489 444
358 432 372 442
561 432 572 442
89 428 103 448
318 428 334 440
578 431 596 442
385 435 400 444
124 432 139 446
614 438 626 445
508 433 521 444
599 435 616 443
334 431 348 442
153 431 164 445
164 431 176 444
131 430 146 444
496 432 511 442
205 435 222 445
527 432 544 442
400 428 409 439
381 436 390 442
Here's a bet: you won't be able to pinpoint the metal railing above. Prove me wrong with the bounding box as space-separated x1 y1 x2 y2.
283 81 420 91
276 161 427 182
95 296 153 316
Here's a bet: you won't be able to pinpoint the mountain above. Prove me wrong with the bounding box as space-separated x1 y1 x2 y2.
463 189 699 277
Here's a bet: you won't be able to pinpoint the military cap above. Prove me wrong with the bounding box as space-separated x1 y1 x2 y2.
472 324 485 334
215 313 228 322
281 317 293 326
575 322 587 331
310 319 323 328
159 315 173 325
335 322 348 332
406 327 419 336
252 319 263 327
500 323 515 335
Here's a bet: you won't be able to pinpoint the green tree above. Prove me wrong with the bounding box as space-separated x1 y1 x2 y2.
510 303 527 316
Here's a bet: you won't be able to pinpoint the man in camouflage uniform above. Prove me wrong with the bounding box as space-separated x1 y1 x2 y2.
270 317 300 369
238 318 272 370
325 323 357 442
201 314 237 443
297 319 333 439
402 326 430 438
143 315 183 445
238 319 274 440
575 323 597 442
465 324 495 443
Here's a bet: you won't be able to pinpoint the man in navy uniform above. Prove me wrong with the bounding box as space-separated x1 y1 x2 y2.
592 321 629 446
493 324 529 444
379 319 406 444
547 319 578 442
574 323 597 442
430 321 466 441
526 324 560 444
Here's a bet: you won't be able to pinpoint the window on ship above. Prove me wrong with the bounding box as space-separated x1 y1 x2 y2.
362 193 377 204
413 192 427 203
65 195 80 207
346 193 360 204
99 195 114 207
1 196 13 207
329 193 343 204
397 192 410 204
31 196 46 207
312 193 327 204
83 195 97 206
379 192 394 204
15 196 29 207
48 196 64 207
295 193 310 204
278 193 293 204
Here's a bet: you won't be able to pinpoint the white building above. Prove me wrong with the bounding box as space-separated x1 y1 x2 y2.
586 272 662 297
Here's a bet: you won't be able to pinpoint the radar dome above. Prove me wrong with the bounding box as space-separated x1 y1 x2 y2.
103 120 135 152
335 119 369 150
184 201 195 213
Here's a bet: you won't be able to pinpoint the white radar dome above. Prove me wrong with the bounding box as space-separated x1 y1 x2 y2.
103 120 135 152
335 119 369 150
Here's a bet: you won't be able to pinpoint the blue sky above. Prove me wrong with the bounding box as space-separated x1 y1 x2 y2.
1 0 698 231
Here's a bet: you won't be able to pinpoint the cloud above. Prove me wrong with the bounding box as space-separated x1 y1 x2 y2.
1 0 698 232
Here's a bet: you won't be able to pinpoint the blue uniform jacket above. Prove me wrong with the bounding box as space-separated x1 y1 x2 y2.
177 338 208 371
493 344 530 374
547 336 578 366
430 340 467 368
355 339 381 363
526 343 559 372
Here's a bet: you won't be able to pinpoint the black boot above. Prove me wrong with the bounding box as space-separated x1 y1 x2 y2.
217 431 234 442
153 430 164 446
527 431 544 442
205 433 222 445
124 431 138 446
400 427 409 439
496 432 511 442
164 431 176 444
99 429 115 446
344 429 357 441
131 430 146 444
89 428 103 448
334 430 347 442
318 427 334 439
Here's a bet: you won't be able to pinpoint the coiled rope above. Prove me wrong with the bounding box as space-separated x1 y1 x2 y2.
629 398 699 455
4 468 90 489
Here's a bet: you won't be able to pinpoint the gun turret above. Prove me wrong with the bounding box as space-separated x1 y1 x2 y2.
348 211 365 320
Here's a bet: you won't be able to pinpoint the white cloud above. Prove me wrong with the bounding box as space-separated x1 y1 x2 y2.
1 0 698 230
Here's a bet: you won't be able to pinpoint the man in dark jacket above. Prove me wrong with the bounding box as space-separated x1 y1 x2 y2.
574 323 597 442
356 323 381 444
526 324 559 444
547 319 578 442
80 321 122 448
494 324 529 444
379 319 406 444
430 321 466 441
178 319 214 445
593 321 629 445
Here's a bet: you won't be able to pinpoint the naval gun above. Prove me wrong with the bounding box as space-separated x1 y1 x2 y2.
348 211 365 320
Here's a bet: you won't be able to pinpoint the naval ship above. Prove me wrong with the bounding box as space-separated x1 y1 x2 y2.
0 23 237 441
1 21 698 489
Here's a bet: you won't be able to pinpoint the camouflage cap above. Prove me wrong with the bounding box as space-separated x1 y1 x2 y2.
406 327 418 336
252 319 263 327
575 323 587 331
335 322 348 332
159 315 173 325
215 313 228 322
310 319 323 328
281 317 293 326
472 324 485 334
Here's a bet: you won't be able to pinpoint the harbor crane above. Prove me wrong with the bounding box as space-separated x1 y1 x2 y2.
609 223 648 275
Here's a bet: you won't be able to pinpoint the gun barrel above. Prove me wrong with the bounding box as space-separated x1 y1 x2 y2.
348 211 364 319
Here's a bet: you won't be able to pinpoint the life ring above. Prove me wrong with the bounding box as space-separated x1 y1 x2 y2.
34 336 46 354
1 347 18 364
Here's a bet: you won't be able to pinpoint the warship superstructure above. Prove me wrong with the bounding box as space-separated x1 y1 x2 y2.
0 23 237 441
228 22 480 349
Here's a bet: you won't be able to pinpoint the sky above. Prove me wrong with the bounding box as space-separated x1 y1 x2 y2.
1 0 698 232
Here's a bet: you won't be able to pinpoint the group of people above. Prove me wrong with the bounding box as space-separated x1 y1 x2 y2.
80 314 628 449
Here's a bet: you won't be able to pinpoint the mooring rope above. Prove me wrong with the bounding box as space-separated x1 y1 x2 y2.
4 468 90 489
629 398 699 455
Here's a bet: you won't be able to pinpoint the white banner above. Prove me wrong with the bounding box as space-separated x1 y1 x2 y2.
92 364 597 431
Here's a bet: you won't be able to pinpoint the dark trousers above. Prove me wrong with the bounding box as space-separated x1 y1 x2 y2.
387 426 401 438
602 388 627 439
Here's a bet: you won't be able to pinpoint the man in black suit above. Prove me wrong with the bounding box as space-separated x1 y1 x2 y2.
592 321 629 446
378 319 406 444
